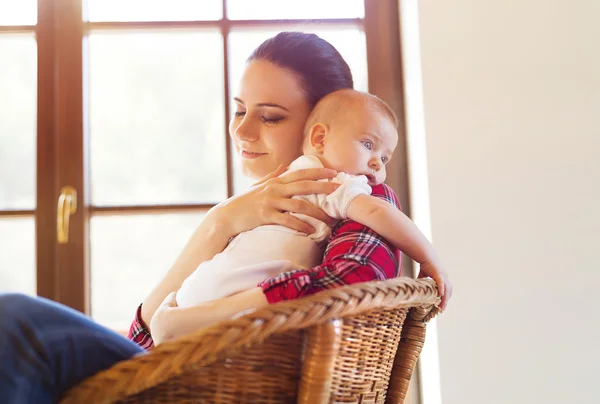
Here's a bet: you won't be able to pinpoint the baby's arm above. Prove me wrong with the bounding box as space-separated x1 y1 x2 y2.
346 194 449 301
347 194 436 266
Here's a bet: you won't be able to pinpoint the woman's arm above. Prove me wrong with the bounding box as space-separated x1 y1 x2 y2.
150 288 268 346
140 211 231 329
139 166 340 328
131 204 401 348
143 228 399 347
139 185 404 347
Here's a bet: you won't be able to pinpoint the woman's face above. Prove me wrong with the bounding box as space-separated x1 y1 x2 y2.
229 59 312 180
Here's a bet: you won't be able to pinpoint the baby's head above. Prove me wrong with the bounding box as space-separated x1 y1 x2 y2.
303 89 399 186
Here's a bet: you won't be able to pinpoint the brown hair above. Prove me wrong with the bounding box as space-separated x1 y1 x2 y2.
248 32 354 108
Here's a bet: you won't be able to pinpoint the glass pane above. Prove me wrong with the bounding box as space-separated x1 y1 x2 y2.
0 0 37 25
228 27 368 193
227 0 364 20
90 212 205 329
0 34 36 210
0 217 35 294
88 31 227 206
86 0 222 22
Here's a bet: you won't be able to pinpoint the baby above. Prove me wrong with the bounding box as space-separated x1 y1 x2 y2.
176 89 444 307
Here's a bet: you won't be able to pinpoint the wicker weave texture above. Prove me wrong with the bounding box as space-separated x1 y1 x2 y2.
118 332 303 404
328 308 408 404
60 277 440 404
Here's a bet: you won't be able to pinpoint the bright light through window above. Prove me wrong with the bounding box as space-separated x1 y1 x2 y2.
85 0 222 22
0 0 36 25
227 0 364 20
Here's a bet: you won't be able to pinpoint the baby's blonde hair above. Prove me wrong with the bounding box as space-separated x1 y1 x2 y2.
302 89 399 153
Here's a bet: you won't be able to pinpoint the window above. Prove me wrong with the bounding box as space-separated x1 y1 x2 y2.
0 0 407 330
0 6 37 295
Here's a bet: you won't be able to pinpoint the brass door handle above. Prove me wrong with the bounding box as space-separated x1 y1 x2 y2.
57 186 77 244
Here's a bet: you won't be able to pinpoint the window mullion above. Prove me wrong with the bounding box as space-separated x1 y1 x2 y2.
54 0 88 313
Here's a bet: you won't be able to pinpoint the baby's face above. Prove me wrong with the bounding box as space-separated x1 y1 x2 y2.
320 109 398 186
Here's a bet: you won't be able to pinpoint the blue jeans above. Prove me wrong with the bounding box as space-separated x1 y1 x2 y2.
0 293 145 403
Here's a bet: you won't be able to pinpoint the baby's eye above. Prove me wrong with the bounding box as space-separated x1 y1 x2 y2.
381 156 389 164
362 140 373 150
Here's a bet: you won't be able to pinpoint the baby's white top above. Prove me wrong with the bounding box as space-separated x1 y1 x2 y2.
288 155 372 242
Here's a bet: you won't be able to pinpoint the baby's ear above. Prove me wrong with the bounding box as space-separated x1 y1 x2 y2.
309 123 328 153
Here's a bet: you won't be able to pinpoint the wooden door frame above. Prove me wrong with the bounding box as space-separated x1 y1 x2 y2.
36 0 88 312
36 0 59 302
364 2 421 403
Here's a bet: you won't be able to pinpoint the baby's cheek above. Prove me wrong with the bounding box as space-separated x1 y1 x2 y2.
340 160 359 174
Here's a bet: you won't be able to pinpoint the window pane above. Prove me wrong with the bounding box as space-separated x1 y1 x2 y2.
85 0 222 22
90 212 205 329
0 34 36 210
88 31 227 206
227 0 364 20
0 0 36 25
228 27 368 193
0 217 35 294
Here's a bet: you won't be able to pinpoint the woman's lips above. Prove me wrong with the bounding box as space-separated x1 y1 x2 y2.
240 150 267 159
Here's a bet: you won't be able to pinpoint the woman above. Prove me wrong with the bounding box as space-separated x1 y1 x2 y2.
0 32 451 403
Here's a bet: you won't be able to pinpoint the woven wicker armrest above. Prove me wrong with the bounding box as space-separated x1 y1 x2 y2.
61 277 441 404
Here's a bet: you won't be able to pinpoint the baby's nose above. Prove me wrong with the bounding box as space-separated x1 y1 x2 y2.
369 159 382 171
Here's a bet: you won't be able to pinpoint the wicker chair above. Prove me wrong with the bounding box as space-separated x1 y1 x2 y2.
61 277 440 404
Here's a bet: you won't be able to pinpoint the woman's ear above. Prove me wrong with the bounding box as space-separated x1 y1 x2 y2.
309 123 328 153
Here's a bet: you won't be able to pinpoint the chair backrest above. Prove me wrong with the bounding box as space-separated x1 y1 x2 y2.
299 308 410 403
297 303 438 404
61 277 440 404
387 305 438 403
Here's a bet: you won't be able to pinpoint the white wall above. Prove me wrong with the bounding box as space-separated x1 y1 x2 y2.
414 1 600 403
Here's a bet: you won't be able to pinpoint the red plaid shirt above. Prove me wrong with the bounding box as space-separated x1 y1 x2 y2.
128 183 402 350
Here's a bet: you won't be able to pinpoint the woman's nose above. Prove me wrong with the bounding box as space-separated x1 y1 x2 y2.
233 117 259 142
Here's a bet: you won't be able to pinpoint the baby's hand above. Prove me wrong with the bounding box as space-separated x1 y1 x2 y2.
417 260 452 311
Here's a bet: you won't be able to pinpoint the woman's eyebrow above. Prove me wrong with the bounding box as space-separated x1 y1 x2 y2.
257 102 290 111
233 97 289 112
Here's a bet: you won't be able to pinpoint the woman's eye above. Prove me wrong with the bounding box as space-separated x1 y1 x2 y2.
261 116 283 124
234 111 246 118
362 140 373 150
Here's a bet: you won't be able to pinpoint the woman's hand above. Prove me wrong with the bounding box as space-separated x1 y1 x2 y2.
149 292 179 346
212 165 340 237
149 288 270 346
141 165 337 329
418 260 453 311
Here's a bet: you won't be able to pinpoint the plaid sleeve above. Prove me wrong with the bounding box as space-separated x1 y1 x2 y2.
259 183 403 303
127 304 155 350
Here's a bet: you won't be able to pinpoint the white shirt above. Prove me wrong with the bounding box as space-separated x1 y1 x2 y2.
176 155 371 307
288 155 372 242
